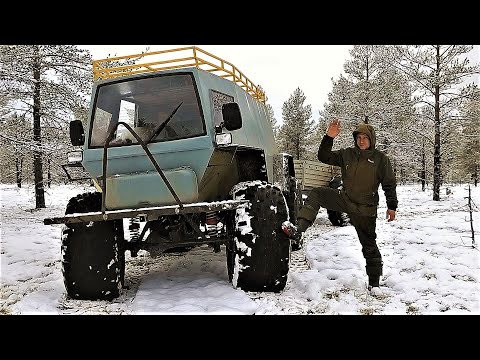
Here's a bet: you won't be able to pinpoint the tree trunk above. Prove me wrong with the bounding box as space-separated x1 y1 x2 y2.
33 46 45 208
432 48 442 201
15 156 23 188
47 157 51 188
421 140 426 192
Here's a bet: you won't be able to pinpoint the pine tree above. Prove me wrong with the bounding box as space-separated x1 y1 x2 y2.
0 45 92 208
265 103 278 140
277 87 315 160
392 45 480 200
458 92 480 186
0 114 31 187
319 45 415 176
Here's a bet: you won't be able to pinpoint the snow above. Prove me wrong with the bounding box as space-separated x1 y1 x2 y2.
1 182 479 315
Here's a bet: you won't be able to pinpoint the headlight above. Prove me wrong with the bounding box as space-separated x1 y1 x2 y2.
215 133 232 146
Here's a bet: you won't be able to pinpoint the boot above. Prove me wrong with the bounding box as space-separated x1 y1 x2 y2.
365 257 383 290
368 275 380 287
281 221 300 241
369 286 384 297
281 218 311 242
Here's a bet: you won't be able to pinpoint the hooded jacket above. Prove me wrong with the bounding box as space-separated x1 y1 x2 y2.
318 123 398 217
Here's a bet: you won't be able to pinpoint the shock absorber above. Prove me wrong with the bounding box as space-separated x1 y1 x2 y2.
129 218 140 241
205 211 218 238
205 211 221 253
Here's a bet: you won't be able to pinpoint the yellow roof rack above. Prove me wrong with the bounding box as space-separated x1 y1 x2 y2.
92 46 266 103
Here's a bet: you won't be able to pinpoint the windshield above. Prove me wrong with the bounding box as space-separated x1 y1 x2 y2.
89 73 206 148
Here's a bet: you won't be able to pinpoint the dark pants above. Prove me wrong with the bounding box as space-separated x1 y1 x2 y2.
298 187 383 277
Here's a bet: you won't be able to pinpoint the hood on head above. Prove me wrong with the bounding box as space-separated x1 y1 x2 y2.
353 123 376 149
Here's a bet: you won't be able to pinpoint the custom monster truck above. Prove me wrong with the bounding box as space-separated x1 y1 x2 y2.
44 46 303 301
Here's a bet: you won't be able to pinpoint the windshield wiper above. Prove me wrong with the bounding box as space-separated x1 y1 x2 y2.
146 101 183 143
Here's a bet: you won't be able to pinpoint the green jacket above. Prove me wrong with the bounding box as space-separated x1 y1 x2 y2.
318 123 398 217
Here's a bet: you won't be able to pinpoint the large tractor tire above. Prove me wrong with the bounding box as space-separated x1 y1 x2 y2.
286 176 304 251
61 192 125 301
229 181 291 293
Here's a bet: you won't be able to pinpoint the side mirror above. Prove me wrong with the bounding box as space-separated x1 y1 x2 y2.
70 120 85 146
222 103 242 131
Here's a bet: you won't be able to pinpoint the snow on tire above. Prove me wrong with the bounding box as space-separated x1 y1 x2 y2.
230 181 291 293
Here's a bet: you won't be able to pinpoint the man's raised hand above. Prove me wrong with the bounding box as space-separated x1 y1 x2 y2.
327 119 341 138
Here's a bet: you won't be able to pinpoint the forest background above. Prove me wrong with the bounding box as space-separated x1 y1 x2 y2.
0 45 479 208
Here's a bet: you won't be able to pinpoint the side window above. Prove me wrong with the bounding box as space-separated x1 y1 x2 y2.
211 90 234 128
91 107 112 146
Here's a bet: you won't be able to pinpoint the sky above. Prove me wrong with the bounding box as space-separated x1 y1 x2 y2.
78 45 353 125
1 182 478 315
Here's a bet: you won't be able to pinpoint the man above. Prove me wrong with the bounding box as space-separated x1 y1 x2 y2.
283 119 398 295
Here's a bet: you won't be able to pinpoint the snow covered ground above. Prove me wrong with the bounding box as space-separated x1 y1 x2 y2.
1 182 479 315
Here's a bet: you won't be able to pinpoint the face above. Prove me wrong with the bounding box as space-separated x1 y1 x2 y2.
356 133 370 150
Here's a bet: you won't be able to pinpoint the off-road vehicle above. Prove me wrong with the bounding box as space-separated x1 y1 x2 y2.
44 46 303 301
